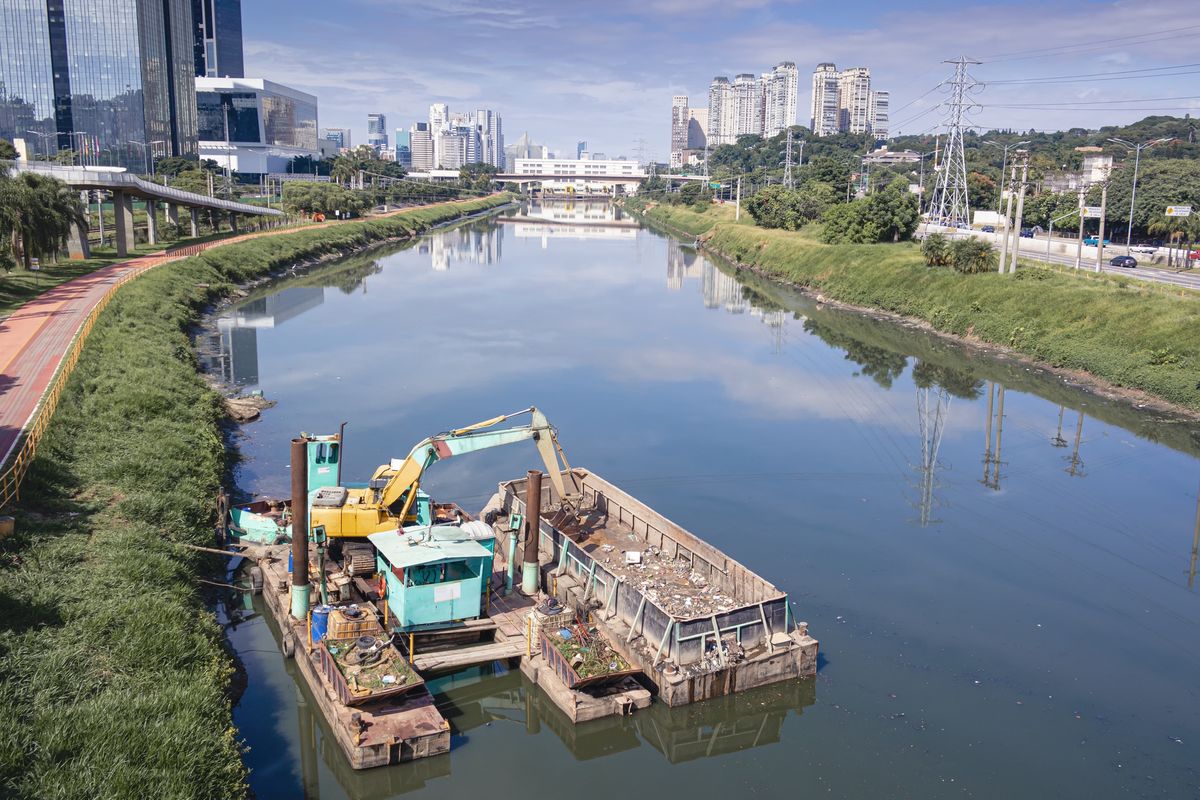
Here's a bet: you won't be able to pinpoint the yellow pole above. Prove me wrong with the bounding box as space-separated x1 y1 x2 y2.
409 633 414 666
526 616 533 658
306 610 313 653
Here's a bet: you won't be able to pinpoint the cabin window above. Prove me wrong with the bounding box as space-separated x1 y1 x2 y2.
314 443 339 464
406 561 479 587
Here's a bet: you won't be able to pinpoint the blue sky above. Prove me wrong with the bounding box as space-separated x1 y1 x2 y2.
243 0 1200 159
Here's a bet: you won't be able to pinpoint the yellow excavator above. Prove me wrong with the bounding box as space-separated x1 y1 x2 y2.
308 406 578 539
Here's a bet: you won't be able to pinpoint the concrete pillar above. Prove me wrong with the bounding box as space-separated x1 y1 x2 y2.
66 220 91 260
165 203 179 227
189 208 199 237
146 201 157 245
229 213 238 234
113 191 134 257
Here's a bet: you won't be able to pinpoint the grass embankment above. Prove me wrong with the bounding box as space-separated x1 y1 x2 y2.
0 195 510 799
631 200 1200 411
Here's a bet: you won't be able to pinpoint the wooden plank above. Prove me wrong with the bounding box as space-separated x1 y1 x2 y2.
412 640 525 672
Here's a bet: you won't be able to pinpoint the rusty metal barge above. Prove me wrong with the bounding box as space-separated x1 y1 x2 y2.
241 415 816 772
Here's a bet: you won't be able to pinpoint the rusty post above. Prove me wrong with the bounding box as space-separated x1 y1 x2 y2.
521 470 543 595
290 437 310 619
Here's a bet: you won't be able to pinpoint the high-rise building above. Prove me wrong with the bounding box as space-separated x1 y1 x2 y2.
321 127 350 150
731 74 762 138
474 108 503 168
837 67 872 134
393 129 411 167
762 62 798 137
869 90 889 140
687 108 708 150
191 0 244 78
670 95 689 160
1 0 198 168
367 113 387 151
410 122 433 170
810 63 840 136
576 140 587 159
428 103 448 165
707 77 733 146
437 130 468 169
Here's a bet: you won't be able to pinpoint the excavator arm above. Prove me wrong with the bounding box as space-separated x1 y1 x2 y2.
376 407 576 522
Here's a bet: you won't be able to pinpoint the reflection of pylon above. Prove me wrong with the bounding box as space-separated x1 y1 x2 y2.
981 383 1005 490
1051 406 1068 447
915 386 950 526
1065 410 1085 477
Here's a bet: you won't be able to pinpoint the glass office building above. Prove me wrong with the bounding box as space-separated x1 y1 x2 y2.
0 0 197 168
191 0 243 78
196 77 318 175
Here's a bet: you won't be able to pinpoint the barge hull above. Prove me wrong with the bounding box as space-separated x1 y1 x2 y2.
258 549 451 769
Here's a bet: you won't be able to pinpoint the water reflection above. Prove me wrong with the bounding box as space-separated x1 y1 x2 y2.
501 201 639 243
417 223 501 271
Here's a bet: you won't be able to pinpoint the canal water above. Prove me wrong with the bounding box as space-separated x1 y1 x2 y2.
211 202 1200 799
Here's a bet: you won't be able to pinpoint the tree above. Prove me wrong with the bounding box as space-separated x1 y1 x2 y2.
864 180 920 242
947 238 996 273
281 182 366 217
821 201 877 244
0 171 85 270
459 162 497 191
0 139 17 160
922 233 952 266
745 183 834 230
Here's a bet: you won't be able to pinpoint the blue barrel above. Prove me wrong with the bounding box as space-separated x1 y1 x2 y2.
288 550 293 573
311 604 332 643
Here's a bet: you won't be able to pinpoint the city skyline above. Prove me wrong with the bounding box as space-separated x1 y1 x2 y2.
241 0 1200 159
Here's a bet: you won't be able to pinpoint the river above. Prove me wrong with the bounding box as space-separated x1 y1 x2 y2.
208 201 1200 799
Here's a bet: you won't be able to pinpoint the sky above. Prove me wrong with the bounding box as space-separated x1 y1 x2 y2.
243 0 1200 160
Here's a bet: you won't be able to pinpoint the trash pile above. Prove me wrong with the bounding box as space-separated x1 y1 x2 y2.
326 635 415 694
548 625 631 680
592 543 737 618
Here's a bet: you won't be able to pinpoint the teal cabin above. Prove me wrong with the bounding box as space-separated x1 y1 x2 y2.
369 522 496 631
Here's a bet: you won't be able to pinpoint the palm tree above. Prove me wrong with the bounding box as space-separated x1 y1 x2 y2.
0 171 86 270
1148 214 1199 268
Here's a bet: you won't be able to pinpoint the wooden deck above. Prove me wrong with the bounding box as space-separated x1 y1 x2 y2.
410 580 535 672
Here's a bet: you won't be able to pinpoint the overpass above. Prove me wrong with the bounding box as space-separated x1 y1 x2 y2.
9 161 285 258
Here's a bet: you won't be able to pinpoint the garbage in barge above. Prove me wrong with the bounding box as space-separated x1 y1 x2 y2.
233 408 817 770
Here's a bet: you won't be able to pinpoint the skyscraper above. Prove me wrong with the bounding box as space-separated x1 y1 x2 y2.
762 62 798 138
687 108 708 150
810 63 840 136
869 91 889 140
576 140 587 159
732 74 762 138
670 95 689 160
410 122 433 170
393 128 411 167
837 67 872 134
1 0 198 168
707 77 733 146
191 0 244 78
367 113 387 151
474 108 503 168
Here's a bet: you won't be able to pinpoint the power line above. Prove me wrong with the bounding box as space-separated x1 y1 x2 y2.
984 61 1200 84
984 94 1200 106
984 69 1200 87
979 24 1200 62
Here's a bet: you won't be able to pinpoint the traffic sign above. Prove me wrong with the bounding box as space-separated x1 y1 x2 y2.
709 182 721 189
1082 206 1103 218
1166 205 1192 217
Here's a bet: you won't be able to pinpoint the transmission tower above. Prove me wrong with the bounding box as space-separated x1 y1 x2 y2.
783 129 794 189
928 56 981 228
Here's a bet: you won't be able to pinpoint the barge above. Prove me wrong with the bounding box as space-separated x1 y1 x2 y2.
240 410 816 771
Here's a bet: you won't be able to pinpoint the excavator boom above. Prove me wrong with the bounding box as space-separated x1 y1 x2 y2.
377 407 575 521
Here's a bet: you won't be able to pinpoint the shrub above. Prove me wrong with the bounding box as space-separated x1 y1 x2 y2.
922 233 952 266
949 238 997 274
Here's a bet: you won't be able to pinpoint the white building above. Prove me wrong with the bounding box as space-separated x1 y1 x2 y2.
838 67 872 135
707 76 734 146
869 90 889 139
512 158 645 195
762 61 798 138
367 113 387 151
810 63 840 136
732 74 762 138
196 77 318 175
474 108 504 168
429 103 449 165
409 122 433 171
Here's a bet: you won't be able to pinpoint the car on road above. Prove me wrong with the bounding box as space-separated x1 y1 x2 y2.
1084 236 1111 247
1110 255 1137 269
981 225 995 233
1131 244 1158 255
1019 228 1034 238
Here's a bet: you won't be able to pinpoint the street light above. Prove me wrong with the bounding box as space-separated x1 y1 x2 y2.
126 140 166 176
23 129 58 159
1107 136 1172 256
984 139 1031 216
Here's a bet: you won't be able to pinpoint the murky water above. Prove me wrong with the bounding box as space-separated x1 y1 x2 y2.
212 202 1200 799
